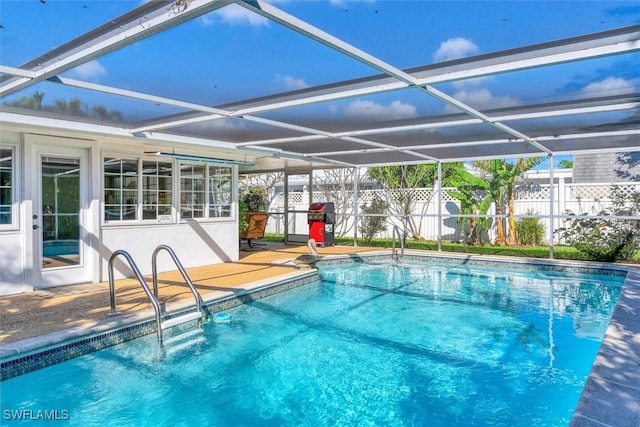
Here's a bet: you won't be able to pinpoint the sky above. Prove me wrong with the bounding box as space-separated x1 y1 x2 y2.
1 0 639 169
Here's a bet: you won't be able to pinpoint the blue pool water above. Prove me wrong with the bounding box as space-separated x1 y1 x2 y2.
1 260 624 426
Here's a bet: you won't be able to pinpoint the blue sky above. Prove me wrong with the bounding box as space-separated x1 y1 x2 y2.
2 1 637 103
1 1 639 168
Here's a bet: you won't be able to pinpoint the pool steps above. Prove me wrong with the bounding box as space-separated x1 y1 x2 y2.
108 245 206 347
162 327 205 355
160 311 203 330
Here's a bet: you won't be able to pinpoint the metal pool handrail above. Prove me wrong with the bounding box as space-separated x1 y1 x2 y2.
108 249 163 344
151 244 203 316
392 225 405 261
109 247 206 347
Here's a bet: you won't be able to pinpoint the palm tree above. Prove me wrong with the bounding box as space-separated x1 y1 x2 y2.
5 91 124 122
52 98 87 116
91 105 123 122
6 91 45 110
472 160 508 245
474 157 546 245
448 167 490 245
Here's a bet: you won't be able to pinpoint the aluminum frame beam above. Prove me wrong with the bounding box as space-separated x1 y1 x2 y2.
0 0 234 97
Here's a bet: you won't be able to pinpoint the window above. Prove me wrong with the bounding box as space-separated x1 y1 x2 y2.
142 160 172 220
0 148 13 225
180 164 206 218
209 166 232 218
177 163 233 220
104 157 174 222
104 156 233 223
104 157 138 221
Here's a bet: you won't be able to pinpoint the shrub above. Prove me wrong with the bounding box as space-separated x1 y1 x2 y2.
516 210 544 245
359 199 389 243
243 187 268 211
238 196 248 232
557 185 640 262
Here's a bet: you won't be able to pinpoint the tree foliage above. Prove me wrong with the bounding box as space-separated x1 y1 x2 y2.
367 163 462 240
243 172 284 210
243 188 268 212
313 168 359 237
359 198 389 243
473 157 546 245
447 167 490 245
558 159 573 169
5 91 123 122
558 185 640 262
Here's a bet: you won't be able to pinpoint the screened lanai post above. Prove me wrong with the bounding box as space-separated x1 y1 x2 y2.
353 167 359 247
307 171 312 212
549 155 555 260
284 171 289 243
437 162 443 252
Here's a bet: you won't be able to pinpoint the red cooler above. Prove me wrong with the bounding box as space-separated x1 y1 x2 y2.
307 202 335 246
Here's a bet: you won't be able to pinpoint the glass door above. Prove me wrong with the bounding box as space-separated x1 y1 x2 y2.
34 150 91 287
41 157 80 268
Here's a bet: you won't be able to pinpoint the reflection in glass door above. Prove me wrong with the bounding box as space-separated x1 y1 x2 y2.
41 157 80 269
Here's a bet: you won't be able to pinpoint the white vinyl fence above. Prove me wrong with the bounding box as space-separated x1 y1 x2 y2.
264 182 640 244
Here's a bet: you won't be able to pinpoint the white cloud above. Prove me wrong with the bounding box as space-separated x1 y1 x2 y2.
579 77 636 98
444 88 521 113
433 38 479 62
200 3 268 26
452 76 492 90
344 100 418 121
68 60 106 80
192 118 248 133
276 74 309 90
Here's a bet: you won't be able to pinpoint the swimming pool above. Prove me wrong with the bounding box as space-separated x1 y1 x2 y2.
1 257 625 426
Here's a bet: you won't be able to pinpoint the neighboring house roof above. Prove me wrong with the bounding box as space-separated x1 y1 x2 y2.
573 152 640 183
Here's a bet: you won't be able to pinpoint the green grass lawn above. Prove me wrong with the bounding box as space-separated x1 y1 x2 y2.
262 233 640 263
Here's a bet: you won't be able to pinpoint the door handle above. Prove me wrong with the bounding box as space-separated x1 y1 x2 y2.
33 224 40 230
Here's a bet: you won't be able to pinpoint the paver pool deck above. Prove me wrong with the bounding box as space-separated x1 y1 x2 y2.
0 243 383 345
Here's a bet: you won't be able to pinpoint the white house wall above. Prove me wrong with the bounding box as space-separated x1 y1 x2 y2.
0 130 26 295
0 127 240 295
101 222 237 281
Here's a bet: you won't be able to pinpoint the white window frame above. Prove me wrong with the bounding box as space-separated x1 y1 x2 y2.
141 159 173 223
103 155 175 225
0 145 19 231
178 162 235 222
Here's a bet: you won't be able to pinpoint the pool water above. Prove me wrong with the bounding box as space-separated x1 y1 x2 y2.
1 260 624 426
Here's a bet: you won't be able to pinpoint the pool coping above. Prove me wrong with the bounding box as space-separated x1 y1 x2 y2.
0 269 320 379
1 252 639 426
